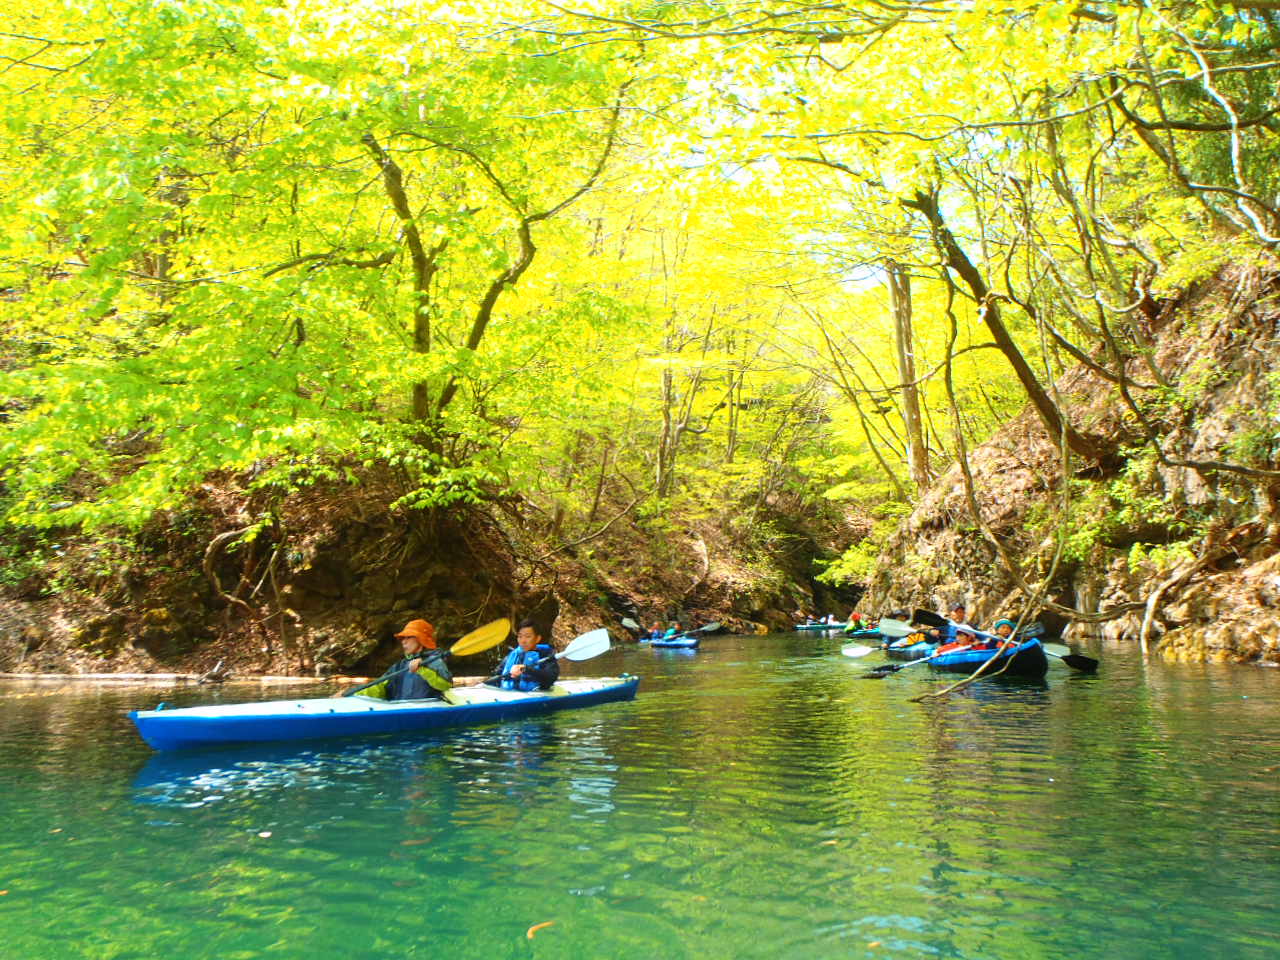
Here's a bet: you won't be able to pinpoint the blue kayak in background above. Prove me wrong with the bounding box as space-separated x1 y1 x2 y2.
650 635 700 648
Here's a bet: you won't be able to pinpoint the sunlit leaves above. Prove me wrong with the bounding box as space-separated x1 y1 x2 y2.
2 0 1274 574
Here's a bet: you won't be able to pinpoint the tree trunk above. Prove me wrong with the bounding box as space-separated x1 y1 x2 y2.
657 368 676 498
903 190 1107 463
362 134 447 421
888 261 931 494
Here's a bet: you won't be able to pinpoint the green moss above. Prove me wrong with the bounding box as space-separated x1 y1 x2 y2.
1027 450 1198 565
817 500 911 585
1127 540 1196 575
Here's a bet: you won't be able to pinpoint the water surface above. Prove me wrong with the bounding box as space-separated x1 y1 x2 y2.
1 634 1277 958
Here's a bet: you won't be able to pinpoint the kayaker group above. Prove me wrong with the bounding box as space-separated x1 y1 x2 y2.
363 601 1025 704
360 617 560 702
641 620 691 642
888 601 1024 655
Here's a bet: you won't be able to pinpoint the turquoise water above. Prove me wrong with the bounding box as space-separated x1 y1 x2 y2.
1 634 1277 959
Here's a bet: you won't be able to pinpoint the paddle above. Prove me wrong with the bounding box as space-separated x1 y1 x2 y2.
913 609 1098 672
912 608 978 638
481 627 613 686
621 617 642 633
839 618 922 659
1040 642 1100 672
876 618 916 638
672 622 720 640
859 645 976 679
343 618 512 697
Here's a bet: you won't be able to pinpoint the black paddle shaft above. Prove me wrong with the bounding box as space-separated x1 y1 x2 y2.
482 650 560 686
343 645 465 698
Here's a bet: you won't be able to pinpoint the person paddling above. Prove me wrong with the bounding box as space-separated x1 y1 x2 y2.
929 602 977 651
992 618 1019 648
359 619 453 701
488 619 560 692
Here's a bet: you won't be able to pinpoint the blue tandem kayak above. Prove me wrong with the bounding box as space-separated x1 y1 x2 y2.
130 676 640 751
927 640 1048 679
650 635 700 648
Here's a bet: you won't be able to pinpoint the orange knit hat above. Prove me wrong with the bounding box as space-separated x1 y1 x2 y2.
394 619 437 649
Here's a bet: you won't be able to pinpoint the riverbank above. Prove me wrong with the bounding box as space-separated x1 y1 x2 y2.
0 483 863 678
863 263 1280 666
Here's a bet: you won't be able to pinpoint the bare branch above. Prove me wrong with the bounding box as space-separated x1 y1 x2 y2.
262 249 395 278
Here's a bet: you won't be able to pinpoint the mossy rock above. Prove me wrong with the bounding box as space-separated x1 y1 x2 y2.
131 606 199 659
71 612 128 656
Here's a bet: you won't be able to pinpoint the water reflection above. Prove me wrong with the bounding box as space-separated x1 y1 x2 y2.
134 717 622 823
2 637 1278 959
132 737 446 806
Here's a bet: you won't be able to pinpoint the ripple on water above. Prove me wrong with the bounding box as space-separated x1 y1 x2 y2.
1 640 1278 958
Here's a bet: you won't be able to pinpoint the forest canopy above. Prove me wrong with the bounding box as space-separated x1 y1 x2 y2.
2 1 1277 583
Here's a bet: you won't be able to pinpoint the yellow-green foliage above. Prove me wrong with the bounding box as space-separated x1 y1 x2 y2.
1031 451 1196 566
818 496 911 585
1 0 1274 575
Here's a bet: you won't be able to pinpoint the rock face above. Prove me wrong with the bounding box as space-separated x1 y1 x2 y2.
0 474 531 677
864 264 1280 665
0 459 861 675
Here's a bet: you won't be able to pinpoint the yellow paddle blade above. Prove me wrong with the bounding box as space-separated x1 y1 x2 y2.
448 618 511 657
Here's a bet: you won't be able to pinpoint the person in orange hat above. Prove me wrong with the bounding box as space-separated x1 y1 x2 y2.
359 618 453 701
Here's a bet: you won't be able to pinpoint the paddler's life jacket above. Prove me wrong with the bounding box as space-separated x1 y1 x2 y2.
500 643 559 692
363 649 452 701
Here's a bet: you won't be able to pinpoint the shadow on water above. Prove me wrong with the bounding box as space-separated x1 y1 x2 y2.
132 717 565 807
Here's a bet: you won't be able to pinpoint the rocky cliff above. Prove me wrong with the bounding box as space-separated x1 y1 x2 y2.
864 262 1280 664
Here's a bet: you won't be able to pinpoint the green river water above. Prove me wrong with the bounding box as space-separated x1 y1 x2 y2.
1 633 1277 959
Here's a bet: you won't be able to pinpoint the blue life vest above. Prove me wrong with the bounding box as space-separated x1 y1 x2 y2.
500 643 555 692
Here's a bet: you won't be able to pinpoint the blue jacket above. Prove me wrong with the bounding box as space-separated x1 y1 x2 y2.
497 643 559 692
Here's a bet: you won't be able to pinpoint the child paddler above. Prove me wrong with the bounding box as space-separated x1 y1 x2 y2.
992 618 1019 648
488 619 559 692
930 601 979 653
360 619 453 701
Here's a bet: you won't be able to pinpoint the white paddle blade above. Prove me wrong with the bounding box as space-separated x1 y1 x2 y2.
621 617 641 631
841 644 874 658
877 618 915 638
560 628 611 661
1041 642 1071 657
